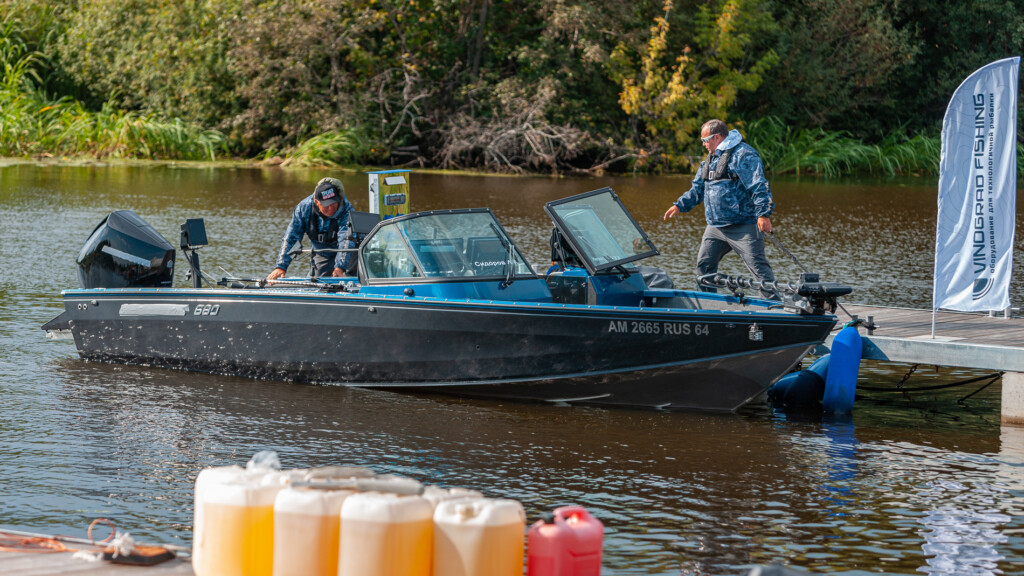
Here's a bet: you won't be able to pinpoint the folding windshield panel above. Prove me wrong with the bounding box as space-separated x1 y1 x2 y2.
544 187 658 274
360 209 533 282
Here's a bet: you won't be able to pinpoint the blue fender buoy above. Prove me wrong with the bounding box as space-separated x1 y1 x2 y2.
823 327 861 413
767 373 795 404
768 369 825 408
782 370 825 407
807 354 830 380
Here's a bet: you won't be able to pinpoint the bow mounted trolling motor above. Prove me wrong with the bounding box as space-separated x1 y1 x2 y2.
791 273 853 314
697 272 852 315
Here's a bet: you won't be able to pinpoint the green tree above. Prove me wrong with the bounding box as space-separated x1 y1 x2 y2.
887 0 1024 132
740 0 917 137
57 0 240 129
608 0 778 167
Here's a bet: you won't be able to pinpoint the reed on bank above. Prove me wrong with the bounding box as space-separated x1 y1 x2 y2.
0 37 226 161
744 116 943 178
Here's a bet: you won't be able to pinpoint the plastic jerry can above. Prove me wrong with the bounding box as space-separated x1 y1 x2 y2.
527 506 604 576
422 486 484 509
192 466 289 576
339 491 433 576
271 486 355 576
433 498 526 576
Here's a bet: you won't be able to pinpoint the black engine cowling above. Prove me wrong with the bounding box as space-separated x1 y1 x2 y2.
77 210 175 289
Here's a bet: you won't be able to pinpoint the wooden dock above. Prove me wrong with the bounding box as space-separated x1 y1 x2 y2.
824 303 1024 423
0 550 192 575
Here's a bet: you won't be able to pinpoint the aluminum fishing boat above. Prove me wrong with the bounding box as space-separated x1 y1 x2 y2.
43 187 849 411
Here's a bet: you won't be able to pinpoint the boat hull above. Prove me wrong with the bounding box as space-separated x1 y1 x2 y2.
53 289 836 412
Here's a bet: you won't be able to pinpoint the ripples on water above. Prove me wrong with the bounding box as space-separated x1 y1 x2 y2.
1 164 1022 575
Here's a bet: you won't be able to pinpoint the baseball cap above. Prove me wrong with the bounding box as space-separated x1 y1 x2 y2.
314 177 344 207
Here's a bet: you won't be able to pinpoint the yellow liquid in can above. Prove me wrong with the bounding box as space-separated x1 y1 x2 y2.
339 518 432 576
272 511 341 576
194 502 274 576
434 522 525 576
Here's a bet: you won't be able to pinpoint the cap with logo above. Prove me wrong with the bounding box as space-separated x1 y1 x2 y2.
314 177 345 208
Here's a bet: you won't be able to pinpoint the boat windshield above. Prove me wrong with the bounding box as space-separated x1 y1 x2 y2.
360 210 533 281
544 187 658 274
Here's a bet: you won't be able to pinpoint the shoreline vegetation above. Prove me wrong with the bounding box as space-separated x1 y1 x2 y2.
2 1 1021 178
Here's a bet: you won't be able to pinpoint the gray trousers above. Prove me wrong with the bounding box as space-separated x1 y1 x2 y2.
696 223 777 299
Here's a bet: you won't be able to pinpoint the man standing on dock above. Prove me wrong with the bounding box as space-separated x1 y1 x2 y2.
267 177 356 280
663 119 777 299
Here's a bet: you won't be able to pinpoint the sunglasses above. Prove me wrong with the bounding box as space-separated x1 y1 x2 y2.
700 134 716 143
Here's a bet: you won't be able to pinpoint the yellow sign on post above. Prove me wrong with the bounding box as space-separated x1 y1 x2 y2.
367 170 411 220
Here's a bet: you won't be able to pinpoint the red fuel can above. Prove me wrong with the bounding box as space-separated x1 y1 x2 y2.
527 506 603 576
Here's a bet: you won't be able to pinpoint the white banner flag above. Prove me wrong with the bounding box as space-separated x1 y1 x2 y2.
933 57 1020 312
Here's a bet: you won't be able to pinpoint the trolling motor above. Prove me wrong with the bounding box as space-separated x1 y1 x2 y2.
180 218 208 288
697 272 852 315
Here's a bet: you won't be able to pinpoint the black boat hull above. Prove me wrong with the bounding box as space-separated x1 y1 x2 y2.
50 289 835 412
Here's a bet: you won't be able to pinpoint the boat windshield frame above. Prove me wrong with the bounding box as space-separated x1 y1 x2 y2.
356 208 536 285
544 187 659 275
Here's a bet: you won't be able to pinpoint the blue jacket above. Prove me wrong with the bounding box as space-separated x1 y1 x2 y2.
674 130 774 227
274 194 356 272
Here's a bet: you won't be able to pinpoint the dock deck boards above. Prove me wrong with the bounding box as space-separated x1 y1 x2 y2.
829 303 1024 371
0 550 193 575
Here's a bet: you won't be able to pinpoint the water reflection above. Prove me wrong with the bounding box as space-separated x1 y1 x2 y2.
917 481 1012 576
2 164 1024 574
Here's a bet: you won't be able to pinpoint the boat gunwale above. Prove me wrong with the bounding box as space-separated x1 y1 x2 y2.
58 287 839 324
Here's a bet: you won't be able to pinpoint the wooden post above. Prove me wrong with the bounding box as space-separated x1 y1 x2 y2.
1002 372 1024 424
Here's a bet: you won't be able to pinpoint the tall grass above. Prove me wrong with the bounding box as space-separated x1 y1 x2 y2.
281 130 367 167
745 116 941 177
0 13 226 161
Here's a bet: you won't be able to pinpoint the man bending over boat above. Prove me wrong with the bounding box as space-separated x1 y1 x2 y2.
267 177 356 280
662 119 777 299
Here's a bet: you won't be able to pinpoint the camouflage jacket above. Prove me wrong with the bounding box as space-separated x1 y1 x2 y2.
673 130 774 227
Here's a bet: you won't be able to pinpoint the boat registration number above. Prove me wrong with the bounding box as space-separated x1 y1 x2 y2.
607 321 709 336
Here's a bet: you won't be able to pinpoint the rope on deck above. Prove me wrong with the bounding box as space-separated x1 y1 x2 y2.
0 533 67 553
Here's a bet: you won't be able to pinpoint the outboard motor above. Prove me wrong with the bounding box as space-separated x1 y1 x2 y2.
77 210 175 289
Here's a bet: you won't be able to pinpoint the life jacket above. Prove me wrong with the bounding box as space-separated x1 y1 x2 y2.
701 147 738 183
307 207 340 244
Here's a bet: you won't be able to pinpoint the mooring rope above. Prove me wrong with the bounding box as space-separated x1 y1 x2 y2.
857 371 1001 393
0 533 66 553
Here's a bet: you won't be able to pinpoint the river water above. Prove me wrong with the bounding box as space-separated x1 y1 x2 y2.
1 163 1022 575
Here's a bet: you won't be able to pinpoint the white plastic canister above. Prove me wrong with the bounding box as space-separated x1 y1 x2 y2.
192 465 244 576
192 465 289 576
422 486 484 509
271 487 354 576
433 498 526 576
338 491 433 576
